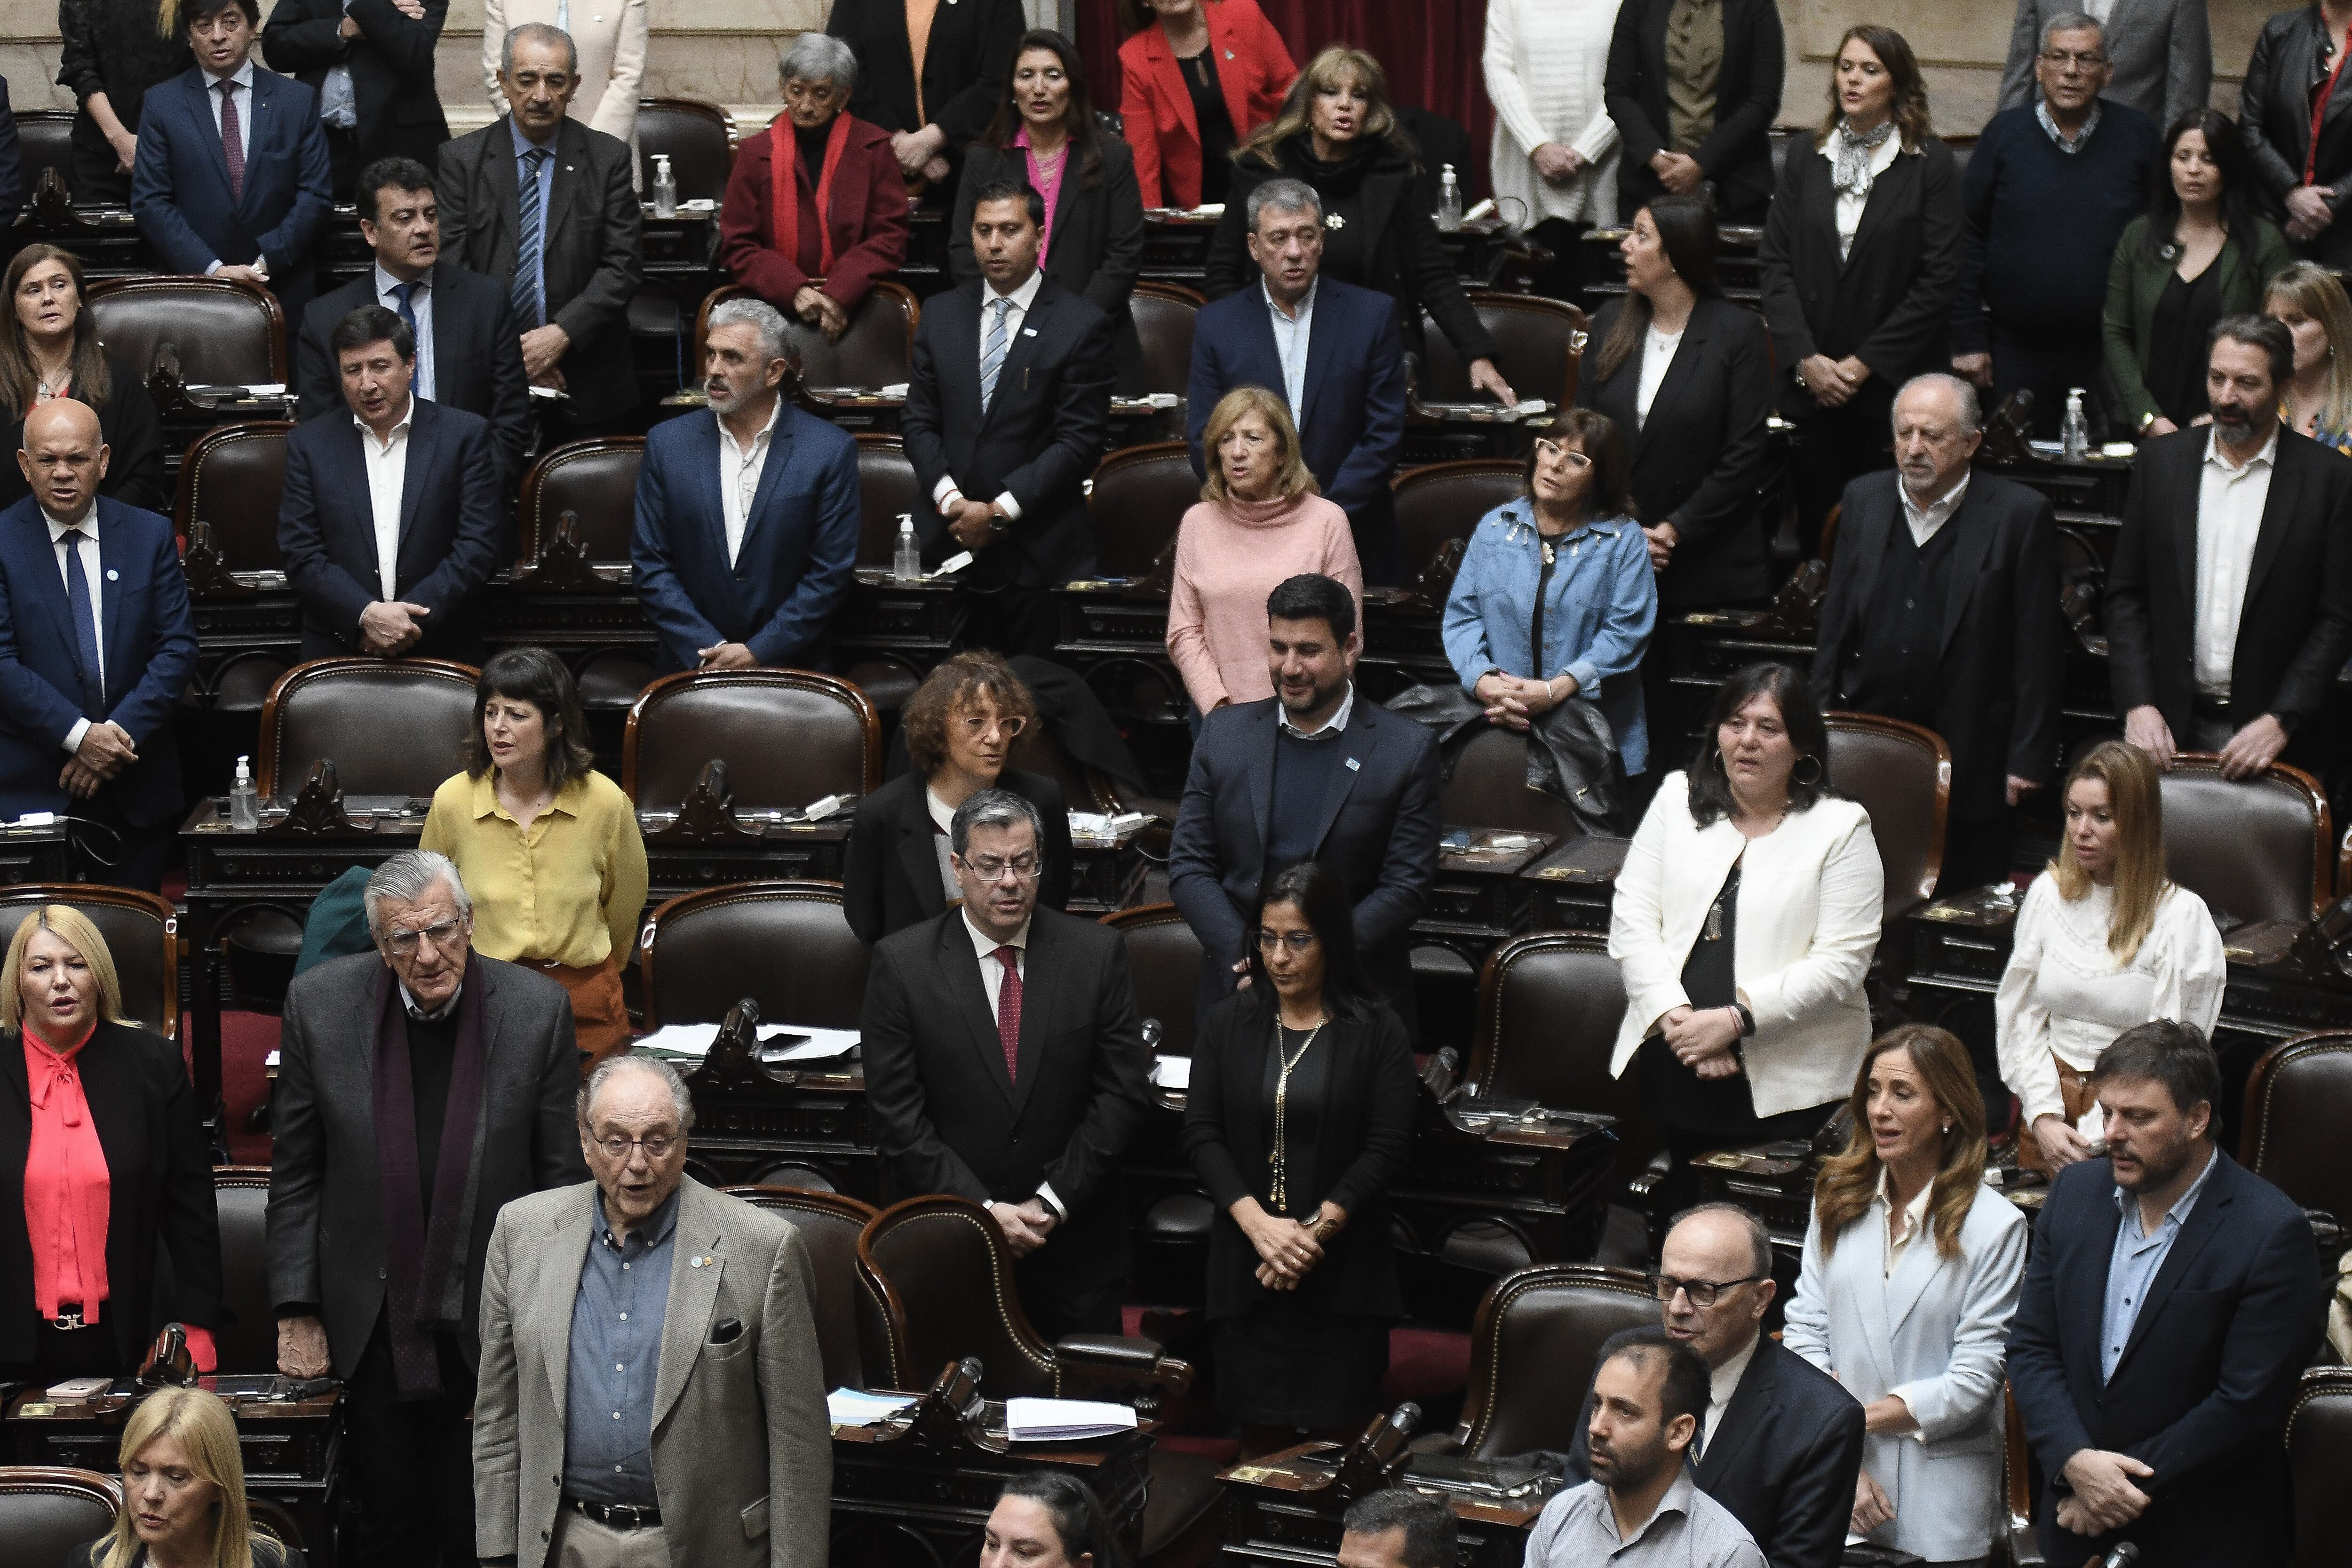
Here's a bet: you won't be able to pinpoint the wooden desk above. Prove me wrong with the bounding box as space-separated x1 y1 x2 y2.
1219 1441 1549 1568
1519 835 1629 936
1414 829 1559 973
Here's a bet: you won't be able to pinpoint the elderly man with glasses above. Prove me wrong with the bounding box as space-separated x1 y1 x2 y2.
267 847 585 1568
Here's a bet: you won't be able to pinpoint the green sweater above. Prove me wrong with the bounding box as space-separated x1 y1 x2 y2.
2102 213 2294 430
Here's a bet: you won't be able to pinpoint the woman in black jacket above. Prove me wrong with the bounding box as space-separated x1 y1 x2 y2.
1758 25 1961 556
0 244 167 515
842 652 1076 944
2241 2 2352 266
1204 45 1516 405
1182 858 1415 1456
950 30 1148 391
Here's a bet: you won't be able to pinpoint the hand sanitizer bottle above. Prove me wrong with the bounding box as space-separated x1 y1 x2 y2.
893 514 922 583
651 154 678 219
2060 387 2090 462
229 755 260 830
1436 164 1463 232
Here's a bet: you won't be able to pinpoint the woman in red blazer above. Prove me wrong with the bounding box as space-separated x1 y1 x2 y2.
721 32 911 341
1119 0 1295 210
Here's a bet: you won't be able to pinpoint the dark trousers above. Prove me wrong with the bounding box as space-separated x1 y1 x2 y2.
348 1312 478 1568
0 1317 127 1385
1791 390 1895 560
1016 1267 1124 1344
1990 323 2106 439
325 125 362 200
1350 496 1407 589
958 584 1059 661
1944 809 2018 891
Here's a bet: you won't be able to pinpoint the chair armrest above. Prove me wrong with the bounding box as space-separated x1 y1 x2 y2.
1054 1333 1195 1397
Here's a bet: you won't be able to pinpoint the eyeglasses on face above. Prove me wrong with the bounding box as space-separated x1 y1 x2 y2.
1532 438 1594 468
955 713 1028 741
2039 48 2106 68
1648 1271 1765 1308
594 1134 677 1162
383 916 467 956
962 854 1042 883
1255 929 1319 953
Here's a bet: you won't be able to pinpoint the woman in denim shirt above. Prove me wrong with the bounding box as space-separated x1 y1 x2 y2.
1440 408 1659 777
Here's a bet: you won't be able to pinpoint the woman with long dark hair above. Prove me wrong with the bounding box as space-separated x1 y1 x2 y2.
1182 858 1416 1455
0 243 167 513
984 1473 1128 1568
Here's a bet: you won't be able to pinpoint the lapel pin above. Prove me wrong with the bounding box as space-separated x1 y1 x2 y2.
690 1256 706 1268
105 569 118 581
1345 757 1361 771
1022 326 1038 337
1226 50 1235 60
1325 213 1345 230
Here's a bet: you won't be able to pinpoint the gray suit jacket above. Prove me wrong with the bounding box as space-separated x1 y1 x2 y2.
264 951 585 1374
1997 0 2212 131
472 1176 833 1568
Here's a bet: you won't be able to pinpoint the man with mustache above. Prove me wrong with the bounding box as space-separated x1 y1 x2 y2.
2106 312 2352 780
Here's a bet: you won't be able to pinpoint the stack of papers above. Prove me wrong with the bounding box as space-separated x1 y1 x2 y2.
632 1023 859 1062
1149 1055 1191 1090
828 1388 914 1427
1005 1397 1139 1441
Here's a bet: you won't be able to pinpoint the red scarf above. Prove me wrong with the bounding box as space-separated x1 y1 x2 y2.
773 114 852 277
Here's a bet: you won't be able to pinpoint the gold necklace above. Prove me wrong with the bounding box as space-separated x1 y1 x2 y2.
1269 1012 1325 1212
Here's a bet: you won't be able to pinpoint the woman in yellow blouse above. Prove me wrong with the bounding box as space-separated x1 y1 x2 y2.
420 648 648 1069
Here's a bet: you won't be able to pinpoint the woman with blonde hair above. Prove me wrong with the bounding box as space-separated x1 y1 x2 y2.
69 1385 303 1567
2264 260 2352 452
1784 1024 2027 1566
0 906 221 1384
1994 740 2225 1170
1168 385 1361 716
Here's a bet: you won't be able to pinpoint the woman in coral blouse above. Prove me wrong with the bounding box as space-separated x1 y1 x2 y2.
1119 0 1296 210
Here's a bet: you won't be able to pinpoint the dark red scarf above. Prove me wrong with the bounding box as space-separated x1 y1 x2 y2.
773 114 852 276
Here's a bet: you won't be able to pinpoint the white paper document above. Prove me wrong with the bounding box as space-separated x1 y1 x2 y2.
632 1023 859 1061
828 1388 914 1426
1149 1055 1191 1090
1004 1397 1139 1441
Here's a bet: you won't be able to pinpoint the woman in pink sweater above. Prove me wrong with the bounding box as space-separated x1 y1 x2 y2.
1168 386 1363 713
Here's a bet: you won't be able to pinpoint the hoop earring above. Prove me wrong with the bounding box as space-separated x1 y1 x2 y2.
1792 755 1824 787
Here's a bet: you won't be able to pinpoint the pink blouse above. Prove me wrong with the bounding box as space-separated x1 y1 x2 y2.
1016 126 1069 268
1167 491 1364 710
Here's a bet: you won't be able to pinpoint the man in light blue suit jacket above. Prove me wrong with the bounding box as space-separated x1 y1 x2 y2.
1186 177 1408 581
0 402 198 890
632 299 861 674
129 0 333 318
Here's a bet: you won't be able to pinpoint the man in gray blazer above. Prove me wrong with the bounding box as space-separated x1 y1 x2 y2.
473 1054 832 1568
1997 0 2211 130
267 848 585 1568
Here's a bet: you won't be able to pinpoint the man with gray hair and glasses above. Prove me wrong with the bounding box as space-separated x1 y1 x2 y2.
267 847 584 1567
631 294 861 672
1996 0 2209 130
862 786 1152 1338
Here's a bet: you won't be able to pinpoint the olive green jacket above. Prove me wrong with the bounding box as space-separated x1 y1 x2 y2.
2102 213 2294 430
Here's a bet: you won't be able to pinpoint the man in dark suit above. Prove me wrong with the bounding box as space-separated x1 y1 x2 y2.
438 22 642 434
2107 314 2352 780
1602 0 1785 223
0 400 197 891
1168 573 1442 1033
825 0 1025 188
631 297 860 674
2006 1020 2325 1568
261 0 448 199
1187 178 1409 583
860 788 1152 1340
295 156 531 484
902 180 1113 659
0 77 24 231
269 848 585 1568
1812 374 2061 890
1562 1203 1866 1568
277 305 505 663
128 0 333 318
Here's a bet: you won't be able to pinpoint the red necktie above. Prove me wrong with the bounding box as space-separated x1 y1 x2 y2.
992 946 1022 1082
217 80 245 205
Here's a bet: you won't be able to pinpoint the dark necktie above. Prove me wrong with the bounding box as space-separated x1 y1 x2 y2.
58 529 101 712
389 279 421 347
217 80 244 205
992 946 1022 1082
512 148 549 328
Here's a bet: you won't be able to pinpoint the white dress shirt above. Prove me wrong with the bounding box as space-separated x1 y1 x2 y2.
2193 427 2276 696
200 60 262 276
1277 681 1355 740
319 0 358 129
1901 472 1970 548
960 907 1065 1220
45 509 103 754
1703 1333 1760 1451
932 268 1047 524
1832 129 1904 261
358 397 414 603
716 397 782 568
1878 1166 1935 1279
1264 276 1318 415
1635 325 1684 429
375 263 437 400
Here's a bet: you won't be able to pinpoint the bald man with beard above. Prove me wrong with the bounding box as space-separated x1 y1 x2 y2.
0 398 197 888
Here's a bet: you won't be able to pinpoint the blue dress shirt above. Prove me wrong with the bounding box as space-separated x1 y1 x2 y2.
564 1186 678 1505
2101 1145 2218 1381
510 117 559 328
1263 276 1316 416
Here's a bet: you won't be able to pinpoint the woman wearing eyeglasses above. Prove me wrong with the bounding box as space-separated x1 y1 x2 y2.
1184 858 1415 1457
843 653 1076 944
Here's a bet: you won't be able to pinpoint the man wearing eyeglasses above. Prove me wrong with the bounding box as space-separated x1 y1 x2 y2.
267 848 586 1568
1995 0 2210 131
1562 1204 1864 1568
861 786 1152 1339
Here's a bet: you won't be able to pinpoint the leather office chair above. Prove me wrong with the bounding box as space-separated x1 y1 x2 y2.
724 1186 886 1390
1099 904 1200 1057
636 96 738 200
86 276 286 388
1417 292 1589 408
2289 1368 2352 1566
1439 724 1584 839
640 881 870 1031
517 438 645 564
1088 442 1197 581
2241 1032 2352 1231
0 1467 122 1568
0 887 179 1038
1825 711 1951 918
853 434 926 568
175 421 293 572
1391 460 1524 588
16 111 74 195
1129 281 1203 398
1422 1264 1657 1459
1465 933 1625 1111
256 658 481 800
623 669 879 815
2161 756 2331 926
212 1166 276 1374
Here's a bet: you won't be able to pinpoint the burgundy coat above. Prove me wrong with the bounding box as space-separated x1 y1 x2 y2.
720 113 911 310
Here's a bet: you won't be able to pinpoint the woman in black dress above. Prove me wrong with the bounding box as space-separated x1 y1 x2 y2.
1183 858 1416 1454
56 0 192 204
0 244 167 514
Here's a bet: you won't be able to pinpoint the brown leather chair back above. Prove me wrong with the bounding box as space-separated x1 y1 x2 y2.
1130 281 1203 398
257 658 482 799
1467 934 1626 1111
724 1186 884 1389
213 1166 275 1373
1438 724 1583 838
517 438 645 563
859 1196 1062 1398
1007 722 1114 814
0 888 179 1038
87 276 286 387
2161 756 2331 925
2242 1033 2352 1227
17 112 74 193
623 670 879 814
175 422 293 572
641 881 870 1030
1089 442 1199 580
1392 461 1525 586
1825 712 1950 915
1450 1264 1658 1458
0 1468 122 1568
2290 1369 2352 1566
636 96 738 201
855 435 925 568
1418 293 1589 408
1101 904 1201 1056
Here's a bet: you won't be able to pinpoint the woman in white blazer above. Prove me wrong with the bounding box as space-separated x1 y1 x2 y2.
483 0 650 154
1609 663 1884 1192
1783 1023 2028 1568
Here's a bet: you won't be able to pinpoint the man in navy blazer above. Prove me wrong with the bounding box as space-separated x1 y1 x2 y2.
278 305 505 664
1186 178 1408 582
129 0 333 319
632 298 860 674
0 402 198 890
1168 573 1440 1032
2007 1020 2326 1568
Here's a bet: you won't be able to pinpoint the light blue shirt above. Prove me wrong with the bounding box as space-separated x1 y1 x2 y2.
2101 1145 2218 1381
564 1186 678 1505
1263 276 1317 417
374 261 435 400
319 0 357 129
510 116 560 327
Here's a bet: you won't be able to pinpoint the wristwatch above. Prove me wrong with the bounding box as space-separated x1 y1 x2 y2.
1732 1002 1756 1037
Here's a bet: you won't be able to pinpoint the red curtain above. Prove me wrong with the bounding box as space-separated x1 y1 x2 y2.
1075 0 1495 199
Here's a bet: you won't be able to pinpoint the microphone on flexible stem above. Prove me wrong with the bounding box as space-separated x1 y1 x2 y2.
2101 1545 2142 1568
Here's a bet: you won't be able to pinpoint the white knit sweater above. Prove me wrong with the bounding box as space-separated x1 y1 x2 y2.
1483 0 1624 226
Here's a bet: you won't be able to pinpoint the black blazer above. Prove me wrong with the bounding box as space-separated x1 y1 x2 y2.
275 396 507 663
2006 1151 2325 1568
0 1021 222 1371
1564 1334 1866 1568
2242 5 2352 255
294 260 532 484
1758 135 1964 421
260 0 450 175
437 115 644 425
826 0 1026 153
842 766 1077 944
1577 294 1775 608
901 275 1114 589
859 905 1152 1297
2105 424 2352 773
1166 695 1442 1030
0 354 166 516
1603 0 1785 222
950 140 1147 390
1181 994 1415 1320
1811 470 2062 820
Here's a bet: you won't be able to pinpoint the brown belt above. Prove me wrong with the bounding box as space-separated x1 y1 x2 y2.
2016 1051 2098 1173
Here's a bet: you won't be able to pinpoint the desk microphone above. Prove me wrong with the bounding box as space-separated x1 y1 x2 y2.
2102 1545 2142 1568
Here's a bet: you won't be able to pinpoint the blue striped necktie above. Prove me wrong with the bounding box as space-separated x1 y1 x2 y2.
512 148 549 327
980 296 1012 414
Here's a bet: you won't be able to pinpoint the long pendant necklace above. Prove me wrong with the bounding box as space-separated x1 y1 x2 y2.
1268 1014 1325 1213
